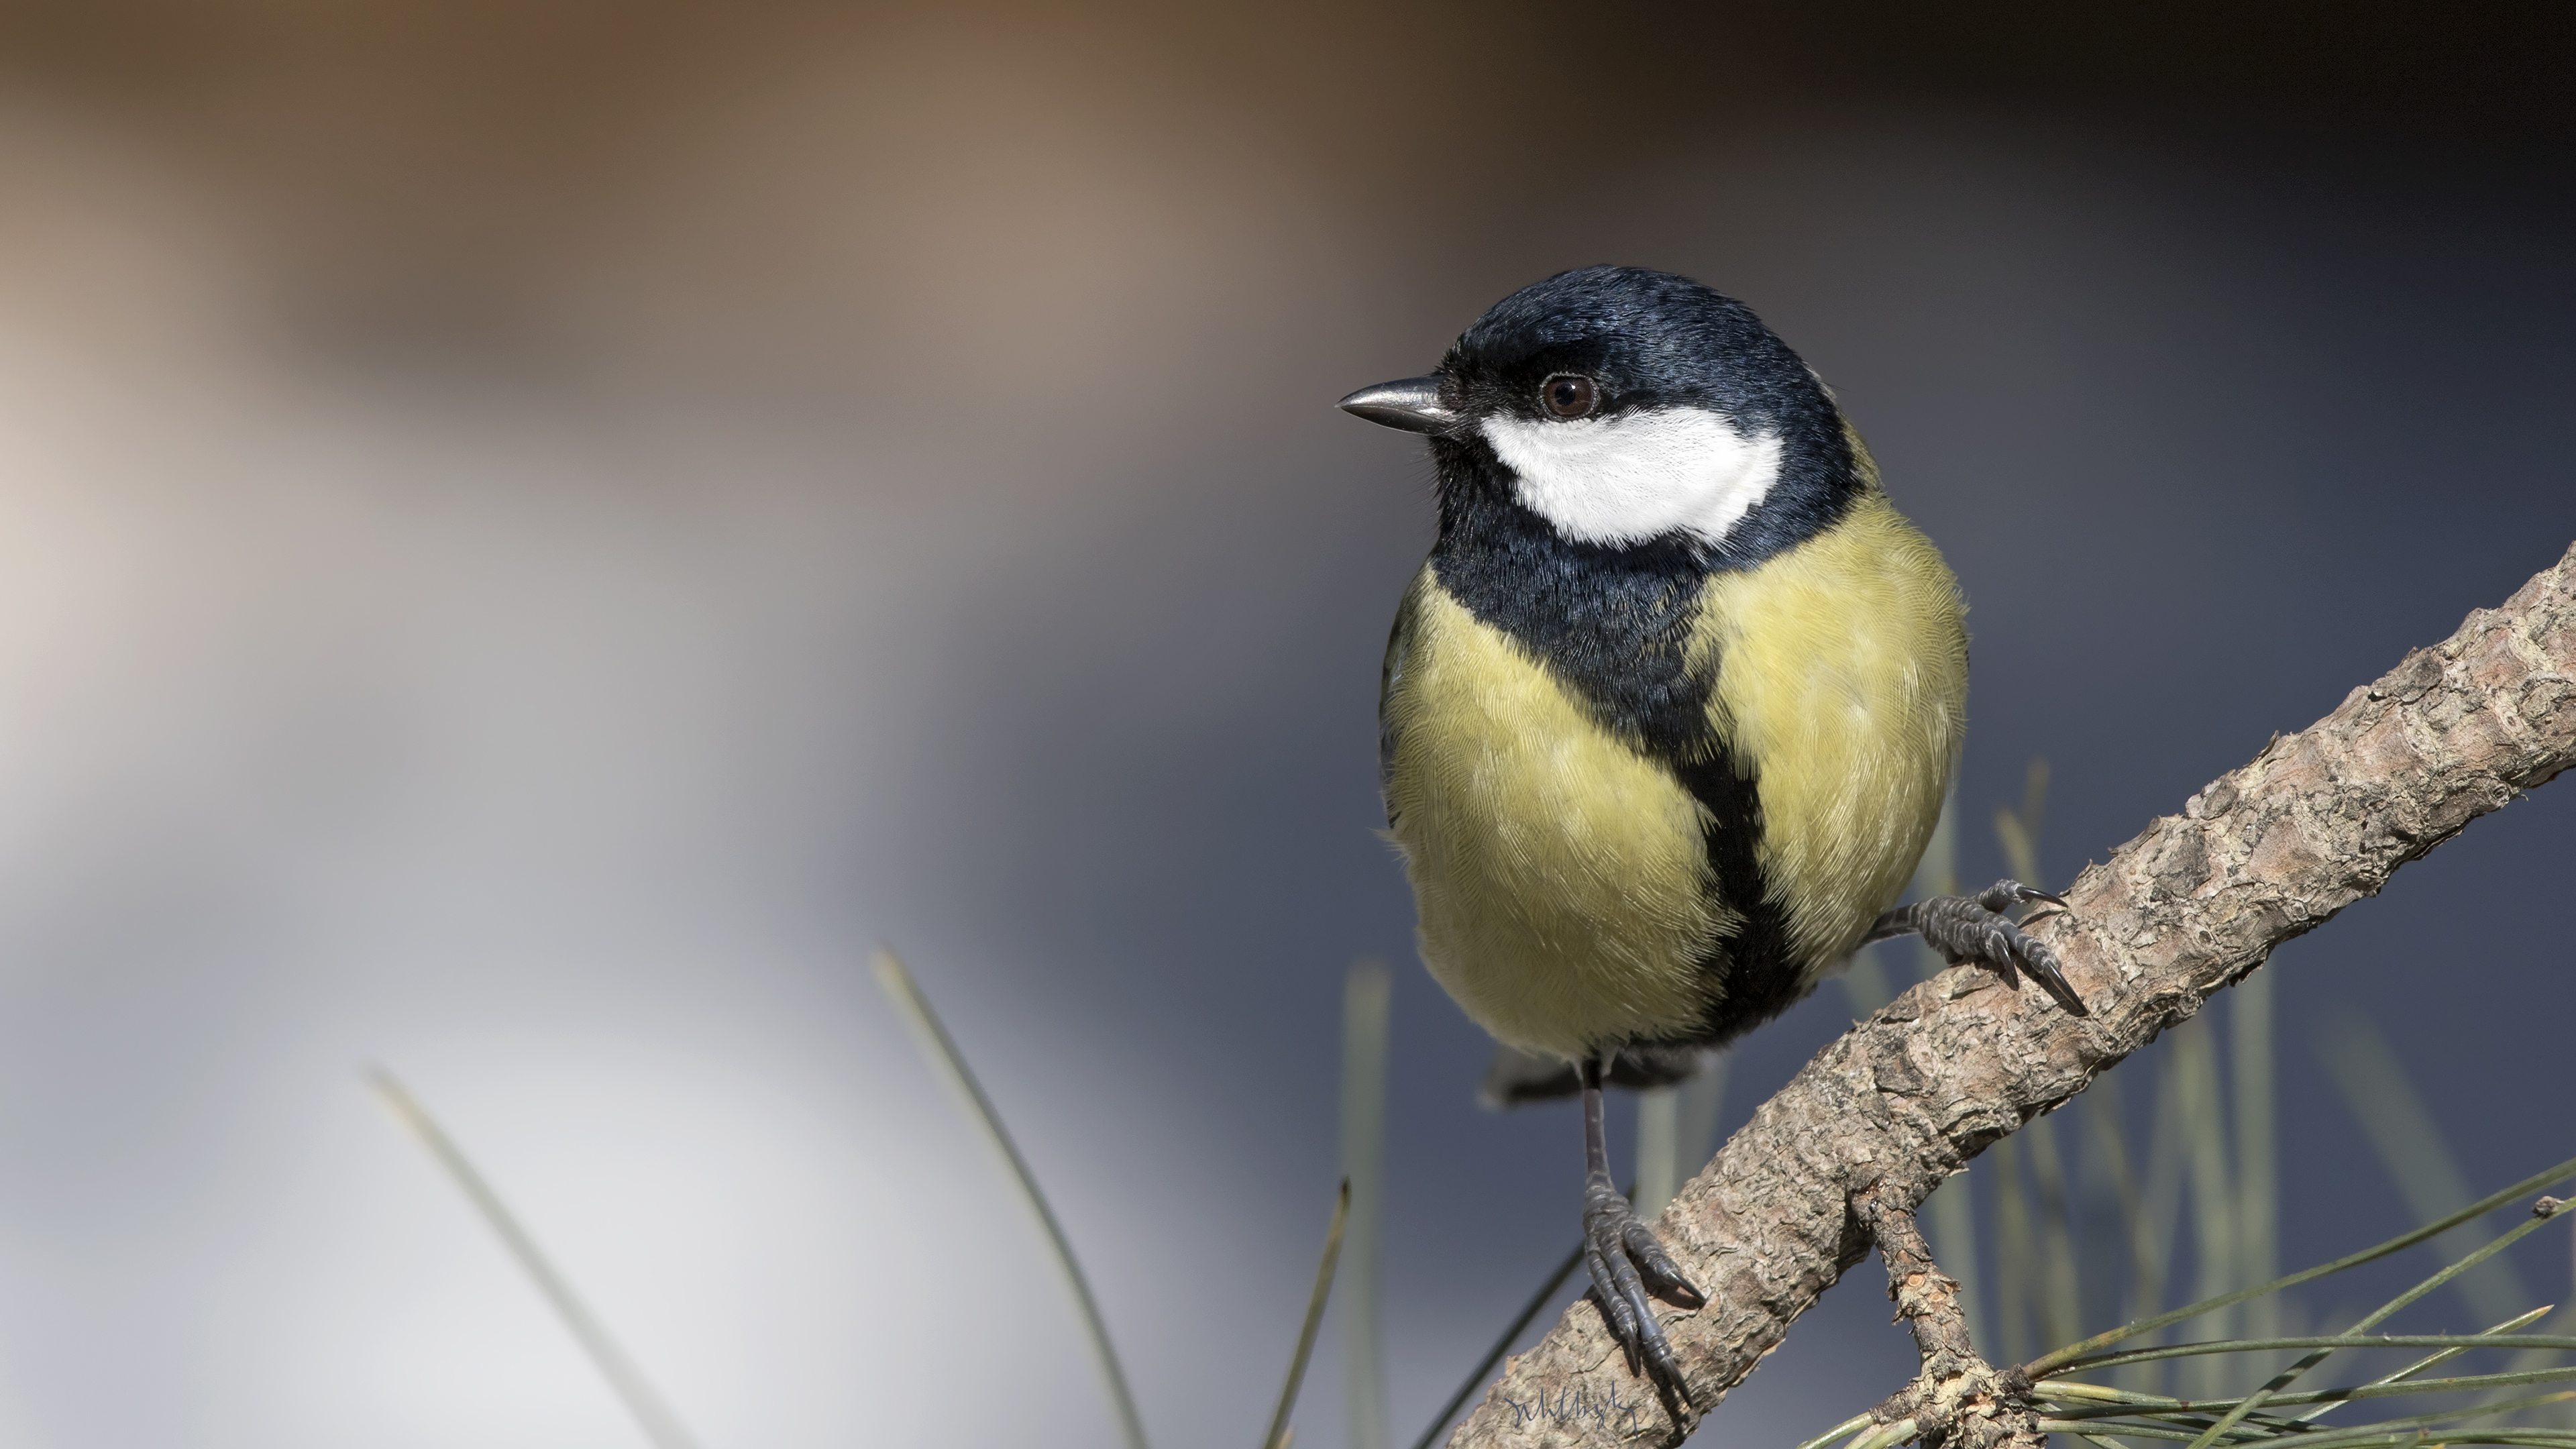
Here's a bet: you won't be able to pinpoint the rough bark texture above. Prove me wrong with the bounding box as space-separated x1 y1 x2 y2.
1854 1187 2043 1449
1449 540 2576 1448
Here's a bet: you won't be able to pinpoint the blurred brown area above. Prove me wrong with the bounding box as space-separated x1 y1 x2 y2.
5 0 2570 390
0 5 2569 1448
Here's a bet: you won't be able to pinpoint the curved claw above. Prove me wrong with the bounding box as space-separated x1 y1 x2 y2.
1974 877 2066 912
1913 881 2090 1016
2000 922 2091 1017
1623 1220 1707 1308
1581 1176 1701 1408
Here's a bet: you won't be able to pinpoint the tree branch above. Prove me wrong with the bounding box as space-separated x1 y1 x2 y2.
1448 539 2576 1448
1854 1185 2041 1449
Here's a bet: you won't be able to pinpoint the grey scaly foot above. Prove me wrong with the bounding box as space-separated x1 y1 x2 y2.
1576 1060 1705 1409
1582 1171 1705 1395
1866 879 2090 1016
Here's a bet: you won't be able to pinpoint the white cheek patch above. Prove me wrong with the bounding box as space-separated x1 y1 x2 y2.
1482 408 1785 547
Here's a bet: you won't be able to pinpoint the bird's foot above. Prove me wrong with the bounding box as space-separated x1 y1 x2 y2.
1898 879 2090 1016
1582 1171 1705 1409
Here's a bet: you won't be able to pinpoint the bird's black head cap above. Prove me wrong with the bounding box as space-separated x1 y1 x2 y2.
1421 264 1862 568
1447 266 1819 423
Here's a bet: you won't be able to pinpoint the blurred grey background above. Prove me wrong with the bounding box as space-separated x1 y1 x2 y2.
0 2 2571 1445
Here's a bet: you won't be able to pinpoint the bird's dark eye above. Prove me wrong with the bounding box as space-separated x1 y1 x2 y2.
1542 374 1597 419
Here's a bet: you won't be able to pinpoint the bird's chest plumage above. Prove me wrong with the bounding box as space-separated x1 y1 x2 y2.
1379 491 1967 1059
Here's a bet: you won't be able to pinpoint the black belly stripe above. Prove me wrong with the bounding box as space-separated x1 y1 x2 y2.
1419 437 1819 1049
1666 755 1804 1047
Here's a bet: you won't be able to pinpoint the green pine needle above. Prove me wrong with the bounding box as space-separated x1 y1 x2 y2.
873 948 1150 1449
370 1068 705 1449
2028 1154 2576 1375
1262 1179 1350 1449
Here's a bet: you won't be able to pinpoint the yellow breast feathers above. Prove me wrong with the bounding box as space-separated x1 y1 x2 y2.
1381 490 1966 1061
1694 491 1967 976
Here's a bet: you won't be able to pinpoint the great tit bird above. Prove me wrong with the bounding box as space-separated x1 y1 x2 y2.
1339 265 2087 1406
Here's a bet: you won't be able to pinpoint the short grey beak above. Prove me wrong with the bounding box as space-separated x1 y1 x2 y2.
1337 374 1456 435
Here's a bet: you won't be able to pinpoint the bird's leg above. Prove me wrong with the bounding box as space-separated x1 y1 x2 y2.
1578 1056 1705 1407
1864 879 2090 1016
